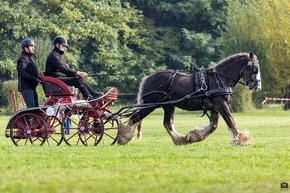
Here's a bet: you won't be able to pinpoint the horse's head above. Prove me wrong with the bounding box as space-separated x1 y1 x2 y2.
240 52 262 91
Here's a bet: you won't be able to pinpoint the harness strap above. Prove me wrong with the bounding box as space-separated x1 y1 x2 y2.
141 91 170 99
205 87 233 97
153 71 177 91
195 68 208 91
213 67 246 86
167 72 177 92
199 108 211 121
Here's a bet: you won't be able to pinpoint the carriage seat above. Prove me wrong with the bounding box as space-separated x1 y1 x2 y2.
40 72 74 97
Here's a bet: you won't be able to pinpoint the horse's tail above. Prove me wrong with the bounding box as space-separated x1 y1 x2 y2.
137 75 149 105
136 76 149 142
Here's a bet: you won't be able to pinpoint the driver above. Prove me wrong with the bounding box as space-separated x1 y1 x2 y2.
45 36 102 100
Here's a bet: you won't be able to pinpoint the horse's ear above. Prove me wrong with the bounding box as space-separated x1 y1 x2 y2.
249 51 254 59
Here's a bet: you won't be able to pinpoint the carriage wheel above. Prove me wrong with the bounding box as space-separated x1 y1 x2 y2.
45 116 63 146
61 107 105 146
98 110 119 145
9 113 48 146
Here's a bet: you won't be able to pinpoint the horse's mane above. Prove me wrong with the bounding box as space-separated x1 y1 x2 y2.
216 52 249 67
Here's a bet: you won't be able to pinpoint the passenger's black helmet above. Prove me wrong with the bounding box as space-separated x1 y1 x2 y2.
53 36 68 47
21 38 35 48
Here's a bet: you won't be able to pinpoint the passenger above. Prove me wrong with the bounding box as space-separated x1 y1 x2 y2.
45 36 102 100
17 38 41 108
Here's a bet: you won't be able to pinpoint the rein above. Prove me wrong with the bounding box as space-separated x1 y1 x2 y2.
212 68 246 86
109 88 206 119
141 71 178 99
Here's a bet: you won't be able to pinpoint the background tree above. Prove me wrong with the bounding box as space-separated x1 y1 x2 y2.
222 0 290 110
129 0 228 70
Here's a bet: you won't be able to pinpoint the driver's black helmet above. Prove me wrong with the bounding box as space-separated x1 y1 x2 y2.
21 38 35 48
53 36 68 47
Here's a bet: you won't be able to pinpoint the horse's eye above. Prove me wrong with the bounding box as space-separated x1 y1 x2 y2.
252 67 258 73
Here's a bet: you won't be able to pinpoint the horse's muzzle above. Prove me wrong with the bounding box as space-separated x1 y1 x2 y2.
247 80 261 91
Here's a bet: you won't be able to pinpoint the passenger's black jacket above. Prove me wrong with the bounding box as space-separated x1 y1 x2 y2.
45 48 77 77
17 52 40 91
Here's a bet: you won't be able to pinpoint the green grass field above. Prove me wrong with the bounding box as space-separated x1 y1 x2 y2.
0 106 290 193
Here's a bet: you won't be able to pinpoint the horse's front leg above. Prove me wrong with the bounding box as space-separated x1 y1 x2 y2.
217 101 252 145
186 110 219 143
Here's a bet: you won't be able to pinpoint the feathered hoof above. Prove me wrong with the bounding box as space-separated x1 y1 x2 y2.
185 128 203 143
172 129 202 145
173 136 188 145
117 138 130 145
231 131 253 146
117 122 134 145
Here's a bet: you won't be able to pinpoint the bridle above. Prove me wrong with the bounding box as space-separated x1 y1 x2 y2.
240 60 260 89
213 58 260 89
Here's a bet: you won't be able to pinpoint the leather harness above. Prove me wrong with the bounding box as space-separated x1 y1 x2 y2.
194 68 233 98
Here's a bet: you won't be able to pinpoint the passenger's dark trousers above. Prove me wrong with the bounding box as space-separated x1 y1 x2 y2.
58 76 95 99
20 89 39 108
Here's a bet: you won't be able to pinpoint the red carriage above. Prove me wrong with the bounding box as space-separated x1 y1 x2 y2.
5 73 119 146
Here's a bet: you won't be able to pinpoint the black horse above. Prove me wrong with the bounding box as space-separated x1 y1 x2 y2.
117 52 262 145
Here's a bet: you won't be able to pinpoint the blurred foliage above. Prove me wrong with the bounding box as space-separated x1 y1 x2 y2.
230 84 254 112
222 0 290 110
1 80 24 114
129 0 228 70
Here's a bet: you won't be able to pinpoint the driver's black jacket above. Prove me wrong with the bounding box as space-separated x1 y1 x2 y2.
45 48 77 77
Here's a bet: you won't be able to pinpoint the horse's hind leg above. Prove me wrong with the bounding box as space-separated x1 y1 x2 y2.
137 121 142 141
186 110 219 143
162 105 188 145
117 107 156 145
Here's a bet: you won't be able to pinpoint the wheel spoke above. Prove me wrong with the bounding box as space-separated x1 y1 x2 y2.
23 117 29 128
45 116 62 146
15 120 26 129
76 137 81 145
104 132 115 140
32 137 43 143
86 132 96 141
49 136 59 143
66 131 79 141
